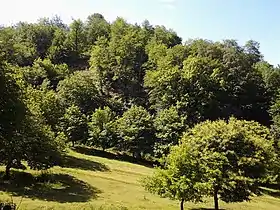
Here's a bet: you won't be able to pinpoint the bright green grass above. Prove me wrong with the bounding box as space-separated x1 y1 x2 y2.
1 148 280 210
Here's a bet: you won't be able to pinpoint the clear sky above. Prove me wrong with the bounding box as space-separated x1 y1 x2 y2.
1 0 280 65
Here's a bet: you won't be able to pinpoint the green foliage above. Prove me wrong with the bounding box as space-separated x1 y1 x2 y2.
144 118 276 209
269 94 280 183
1 15 280 203
152 26 182 48
67 19 86 54
88 107 117 150
47 28 69 64
0 59 64 177
20 114 65 170
57 70 102 114
0 60 26 167
116 105 155 158
85 13 110 49
255 61 280 101
0 26 37 66
64 19 88 68
20 58 70 88
90 18 149 106
153 106 186 157
60 105 88 147
244 40 262 65
145 40 269 126
24 87 64 131
270 94 280 148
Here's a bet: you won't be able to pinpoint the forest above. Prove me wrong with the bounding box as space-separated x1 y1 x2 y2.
1 13 280 210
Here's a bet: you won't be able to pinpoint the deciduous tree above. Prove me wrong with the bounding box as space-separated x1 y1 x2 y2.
116 105 155 158
60 105 88 147
144 118 276 210
88 106 116 150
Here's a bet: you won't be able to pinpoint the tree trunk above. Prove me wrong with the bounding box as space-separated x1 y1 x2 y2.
72 141 75 147
214 188 219 210
4 162 11 180
180 199 184 210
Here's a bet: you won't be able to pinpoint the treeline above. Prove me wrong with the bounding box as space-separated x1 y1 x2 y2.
1 13 280 180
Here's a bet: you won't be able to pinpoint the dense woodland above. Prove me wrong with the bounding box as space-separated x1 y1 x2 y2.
1 14 280 210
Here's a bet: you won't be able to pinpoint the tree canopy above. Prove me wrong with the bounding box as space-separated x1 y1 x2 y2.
144 118 277 210
1 14 280 210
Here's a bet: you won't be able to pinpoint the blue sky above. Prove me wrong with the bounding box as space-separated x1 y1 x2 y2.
1 0 280 65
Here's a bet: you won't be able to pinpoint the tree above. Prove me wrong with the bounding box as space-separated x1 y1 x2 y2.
1 113 64 179
186 39 223 60
145 40 270 126
0 25 37 66
85 13 110 49
68 19 86 54
65 19 87 68
217 40 270 125
60 105 88 147
88 106 116 150
47 28 69 64
144 47 182 111
32 58 70 88
244 40 262 65
20 58 70 88
145 54 220 125
144 118 276 210
90 18 149 106
255 61 280 101
25 87 64 132
49 15 67 29
153 106 186 157
18 114 64 174
32 19 56 58
13 20 56 60
152 25 182 48
57 70 103 114
0 60 64 178
269 93 280 182
0 59 26 177
116 105 155 158
270 93 280 146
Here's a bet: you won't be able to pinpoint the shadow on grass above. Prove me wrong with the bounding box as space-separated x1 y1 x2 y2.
73 146 158 168
259 184 280 198
0 171 101 203
59 154 109 172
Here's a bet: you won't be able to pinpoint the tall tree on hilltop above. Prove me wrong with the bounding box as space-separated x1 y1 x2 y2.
85 13 110 49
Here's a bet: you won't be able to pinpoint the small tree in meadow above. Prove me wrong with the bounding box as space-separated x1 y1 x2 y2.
144 118 277 210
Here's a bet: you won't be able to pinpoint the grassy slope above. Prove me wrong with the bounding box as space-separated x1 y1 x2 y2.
0 148 280 210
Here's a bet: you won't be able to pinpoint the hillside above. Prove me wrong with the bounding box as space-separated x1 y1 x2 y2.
0 148 280 210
